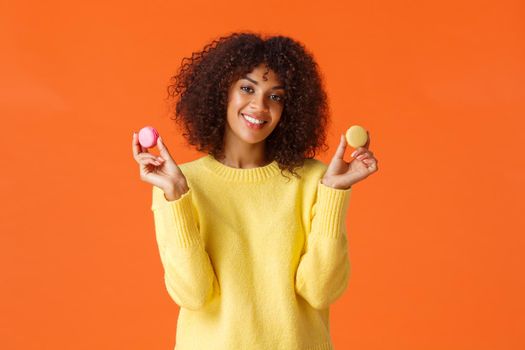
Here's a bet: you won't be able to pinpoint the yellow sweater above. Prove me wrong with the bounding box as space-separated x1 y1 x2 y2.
151 154 352 350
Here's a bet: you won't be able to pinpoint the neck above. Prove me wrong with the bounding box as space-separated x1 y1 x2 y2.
219 138 269 169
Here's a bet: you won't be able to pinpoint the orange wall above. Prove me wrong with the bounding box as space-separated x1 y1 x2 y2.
1 0 524 349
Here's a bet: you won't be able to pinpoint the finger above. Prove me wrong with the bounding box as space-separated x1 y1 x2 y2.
363 158 378 169
138 155 161 164
351 147 367 158
367 160 378 172
140 157 162 166
138 153 163 162
333 134 347 160
356 151 373 161
157 136 175 163
132 132 142 158
133 131 150 155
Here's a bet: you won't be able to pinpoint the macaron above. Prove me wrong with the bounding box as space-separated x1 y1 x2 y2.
345 125 368 148
138 126 159 148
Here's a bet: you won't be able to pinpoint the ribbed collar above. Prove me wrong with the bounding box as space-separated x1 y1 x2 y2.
200 154 281 182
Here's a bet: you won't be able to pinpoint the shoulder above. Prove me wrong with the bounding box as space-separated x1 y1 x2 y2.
150 156 205 209
292 158 328 185
300 158 328 177
170 155 212 188
177 156 205 173
302 158 327 170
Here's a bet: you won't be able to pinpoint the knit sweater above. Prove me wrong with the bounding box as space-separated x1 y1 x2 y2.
150 154 352 350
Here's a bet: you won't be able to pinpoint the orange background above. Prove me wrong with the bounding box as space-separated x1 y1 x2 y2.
1 0 524 349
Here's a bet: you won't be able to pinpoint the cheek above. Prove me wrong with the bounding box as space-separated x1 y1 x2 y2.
236 89 251 101
228 95 247 112
272 105 284 120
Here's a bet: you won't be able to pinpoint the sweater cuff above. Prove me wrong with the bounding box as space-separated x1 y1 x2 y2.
152 187 202 248
312 180 352 238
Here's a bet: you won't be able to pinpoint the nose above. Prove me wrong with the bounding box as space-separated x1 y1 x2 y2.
250 93 269 113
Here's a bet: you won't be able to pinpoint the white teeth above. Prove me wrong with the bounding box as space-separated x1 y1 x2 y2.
242 114 266 125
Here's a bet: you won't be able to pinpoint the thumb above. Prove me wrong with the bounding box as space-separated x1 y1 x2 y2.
157 136 174 161
331 134 347 161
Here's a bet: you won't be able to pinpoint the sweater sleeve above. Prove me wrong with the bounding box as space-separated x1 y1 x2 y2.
151 185 218 310
295 180 352 310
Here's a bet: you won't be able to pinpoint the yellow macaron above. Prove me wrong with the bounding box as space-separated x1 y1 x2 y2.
345 125 368 148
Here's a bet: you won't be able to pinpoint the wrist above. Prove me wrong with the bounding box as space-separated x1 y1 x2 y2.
163 181 189 201
321 177 351 190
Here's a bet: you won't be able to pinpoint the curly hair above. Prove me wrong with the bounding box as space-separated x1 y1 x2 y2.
166 31 331 180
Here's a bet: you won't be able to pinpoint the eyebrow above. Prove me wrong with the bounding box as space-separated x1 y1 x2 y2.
242 75 285 90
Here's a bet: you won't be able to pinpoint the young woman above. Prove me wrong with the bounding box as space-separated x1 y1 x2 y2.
132 32 378 350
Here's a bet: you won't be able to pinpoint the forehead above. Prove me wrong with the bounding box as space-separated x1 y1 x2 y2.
245 64 281 83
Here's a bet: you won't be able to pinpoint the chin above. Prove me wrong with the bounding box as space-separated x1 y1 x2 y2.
240 133 267 144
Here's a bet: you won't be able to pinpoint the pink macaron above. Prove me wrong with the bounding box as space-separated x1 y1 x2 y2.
138 126 159 148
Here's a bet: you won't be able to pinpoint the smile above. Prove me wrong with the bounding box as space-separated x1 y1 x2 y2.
242 113 268 124
241 114 268 130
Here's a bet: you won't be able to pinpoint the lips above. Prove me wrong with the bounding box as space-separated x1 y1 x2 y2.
241 113 268 123
240 113 267 130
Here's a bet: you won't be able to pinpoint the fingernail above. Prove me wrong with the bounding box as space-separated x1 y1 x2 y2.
351 151 356 157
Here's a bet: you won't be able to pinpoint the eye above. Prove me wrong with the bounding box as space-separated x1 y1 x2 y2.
241 86 284 103
270 95 284 103
240 86 254 93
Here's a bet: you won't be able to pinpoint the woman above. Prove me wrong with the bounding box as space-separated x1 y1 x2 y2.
132 32 378 350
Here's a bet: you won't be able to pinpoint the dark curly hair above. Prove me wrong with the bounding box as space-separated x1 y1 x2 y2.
166 31 331 180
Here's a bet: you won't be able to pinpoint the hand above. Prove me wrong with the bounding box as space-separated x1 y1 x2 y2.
132 132 189 197
321 131 379 189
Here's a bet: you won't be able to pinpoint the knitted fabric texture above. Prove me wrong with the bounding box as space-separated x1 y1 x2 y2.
151 154 352 349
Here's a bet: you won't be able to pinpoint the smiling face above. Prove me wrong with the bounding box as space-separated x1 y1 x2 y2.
224 63 285 148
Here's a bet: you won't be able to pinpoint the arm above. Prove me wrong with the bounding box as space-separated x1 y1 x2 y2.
151 185 219 310
295 181 352 310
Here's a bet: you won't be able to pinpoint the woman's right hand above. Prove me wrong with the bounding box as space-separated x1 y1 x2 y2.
132 132 189 200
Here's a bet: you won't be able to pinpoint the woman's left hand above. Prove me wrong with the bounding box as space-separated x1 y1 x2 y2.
321 131 379 190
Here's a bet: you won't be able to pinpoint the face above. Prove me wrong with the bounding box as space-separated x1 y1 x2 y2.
224 63 285 146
